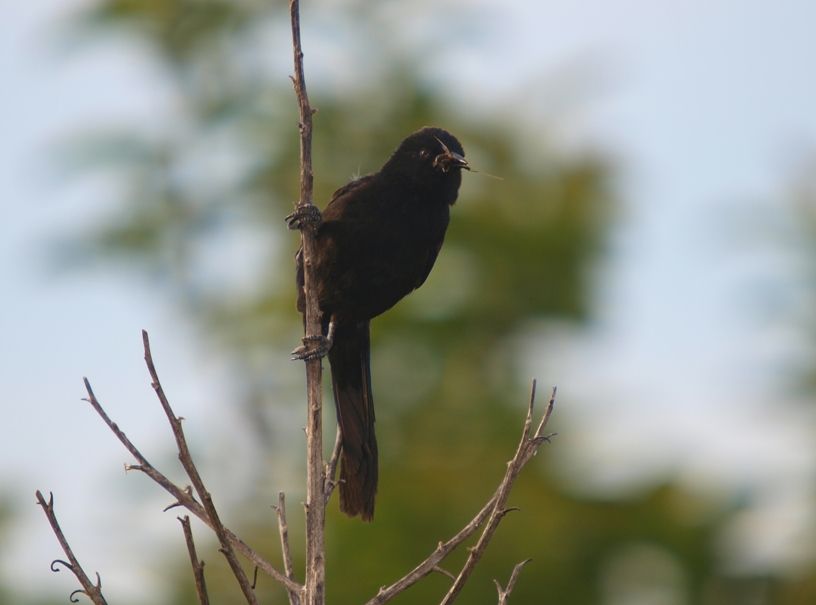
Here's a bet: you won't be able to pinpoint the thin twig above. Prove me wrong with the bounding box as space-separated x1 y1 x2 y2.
35 490 108 605
179 516 210 605
365 380 555 605
432 566 457 581
81 372 302 596
142 330 258 605
493 559 531 605
439 381 555 605
364 494 498 605
324 427 343 504
275 492 301 605
289 1 325 604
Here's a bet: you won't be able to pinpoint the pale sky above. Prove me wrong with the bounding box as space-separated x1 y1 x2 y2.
2 0 816 601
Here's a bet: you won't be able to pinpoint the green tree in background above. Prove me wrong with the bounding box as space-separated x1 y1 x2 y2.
42 1 816 604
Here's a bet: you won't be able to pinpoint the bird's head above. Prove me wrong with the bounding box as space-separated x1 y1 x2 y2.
382 127 468 190
429 133 469 174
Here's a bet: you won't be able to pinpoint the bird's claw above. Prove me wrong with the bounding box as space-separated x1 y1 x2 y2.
286 204 322 231
291 334 331 361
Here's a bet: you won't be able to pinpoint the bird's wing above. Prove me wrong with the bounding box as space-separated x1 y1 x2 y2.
325 174 376 211
296 175 376 313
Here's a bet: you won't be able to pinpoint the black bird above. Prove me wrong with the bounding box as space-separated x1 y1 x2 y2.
293 127 468 520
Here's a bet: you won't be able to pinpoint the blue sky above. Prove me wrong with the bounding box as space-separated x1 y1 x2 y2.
3 0 816 600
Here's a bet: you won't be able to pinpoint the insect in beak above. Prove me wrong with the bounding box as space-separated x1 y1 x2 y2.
433 136 470 172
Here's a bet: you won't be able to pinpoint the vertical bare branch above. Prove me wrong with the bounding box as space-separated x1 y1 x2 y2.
289 1 325 604
35 490 108 605
179 516 210 605
275 492 301 605
142 330 258 605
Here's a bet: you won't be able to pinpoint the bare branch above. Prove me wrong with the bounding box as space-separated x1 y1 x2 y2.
289 1 326 604
364 493 497 605
179 516 210 605
142 330 258 605
365 380 556 605
274 492 301 605
493 559 531 605
439 381 553 605
534 386 557 442
35 490 108 605
289 0 315 216
81 365 301 596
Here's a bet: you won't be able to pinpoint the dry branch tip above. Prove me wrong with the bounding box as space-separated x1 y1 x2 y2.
494 559 532 604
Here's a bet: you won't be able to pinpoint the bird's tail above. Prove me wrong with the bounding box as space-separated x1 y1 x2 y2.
328 320 378 521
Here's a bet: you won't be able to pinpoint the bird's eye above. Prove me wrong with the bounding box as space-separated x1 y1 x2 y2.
419 149 430 159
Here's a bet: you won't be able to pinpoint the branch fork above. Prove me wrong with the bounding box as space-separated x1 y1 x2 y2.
365 381 555 605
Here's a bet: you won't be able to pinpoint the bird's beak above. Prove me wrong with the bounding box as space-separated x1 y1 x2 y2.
448 151 469 170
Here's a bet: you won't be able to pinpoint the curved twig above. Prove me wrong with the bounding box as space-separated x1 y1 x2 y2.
51 559 73 573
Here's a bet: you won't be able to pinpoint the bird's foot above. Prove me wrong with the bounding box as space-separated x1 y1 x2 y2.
291 334 332 361
285 204 322 231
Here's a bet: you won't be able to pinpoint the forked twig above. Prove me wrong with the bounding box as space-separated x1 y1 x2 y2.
80 342 302 597
35 490 108 605
365 381 556 605
494 559 532 605
141 330 258 604
439 382 555 604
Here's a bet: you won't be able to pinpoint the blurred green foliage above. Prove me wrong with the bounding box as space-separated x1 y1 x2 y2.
783 165 816 398
41 1 816 604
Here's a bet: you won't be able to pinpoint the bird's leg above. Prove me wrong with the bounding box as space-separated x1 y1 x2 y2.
291 317 336 361
285 203 322 231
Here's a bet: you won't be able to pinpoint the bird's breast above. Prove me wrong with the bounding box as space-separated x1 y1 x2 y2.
322 202 449 321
